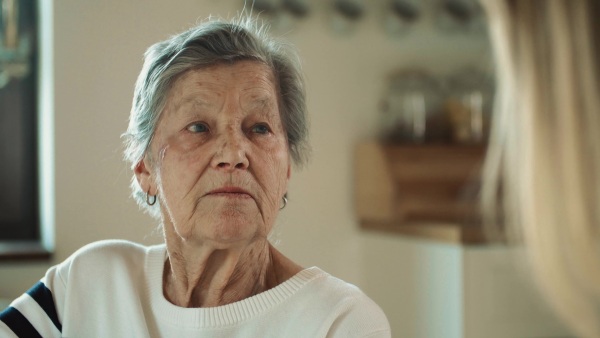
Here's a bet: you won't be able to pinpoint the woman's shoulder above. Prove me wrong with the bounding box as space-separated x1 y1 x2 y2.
58 240 164 278
70 239 153 260
300 267 367 298
293 267 383 313
290 267 391 337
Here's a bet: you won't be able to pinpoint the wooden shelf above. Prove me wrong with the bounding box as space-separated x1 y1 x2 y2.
355 141 488 244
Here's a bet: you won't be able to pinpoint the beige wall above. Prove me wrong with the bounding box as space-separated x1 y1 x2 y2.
1 1 571 337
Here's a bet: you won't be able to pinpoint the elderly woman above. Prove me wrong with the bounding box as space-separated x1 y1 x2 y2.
0 18 390 338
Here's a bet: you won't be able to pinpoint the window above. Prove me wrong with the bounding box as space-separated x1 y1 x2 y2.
0 0 40 242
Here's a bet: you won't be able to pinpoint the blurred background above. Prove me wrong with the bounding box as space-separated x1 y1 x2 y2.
0 0 575 337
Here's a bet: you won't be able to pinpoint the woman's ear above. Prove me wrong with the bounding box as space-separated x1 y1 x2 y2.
134 157 155 195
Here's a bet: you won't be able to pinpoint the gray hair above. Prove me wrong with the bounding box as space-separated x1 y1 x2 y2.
122 17 309 218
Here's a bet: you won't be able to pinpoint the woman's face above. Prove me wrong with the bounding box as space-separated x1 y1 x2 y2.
137 61 291 248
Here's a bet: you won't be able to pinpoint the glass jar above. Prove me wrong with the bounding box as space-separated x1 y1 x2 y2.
380 69 446 143
443 67 494 144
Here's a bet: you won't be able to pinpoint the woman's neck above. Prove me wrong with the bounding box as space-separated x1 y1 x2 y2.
162 238 302 308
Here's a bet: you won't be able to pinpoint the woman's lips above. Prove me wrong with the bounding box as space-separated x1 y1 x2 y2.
206 187 252 198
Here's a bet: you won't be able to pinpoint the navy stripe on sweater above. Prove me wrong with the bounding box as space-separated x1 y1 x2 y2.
26 282 62 332
0 306 43 338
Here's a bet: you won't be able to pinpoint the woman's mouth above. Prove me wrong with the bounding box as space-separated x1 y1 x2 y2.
206 187 252 198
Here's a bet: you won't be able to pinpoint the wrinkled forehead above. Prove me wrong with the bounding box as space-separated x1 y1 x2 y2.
163 61 279 115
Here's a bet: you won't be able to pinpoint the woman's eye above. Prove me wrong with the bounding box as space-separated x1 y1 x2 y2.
187 123 209 133
251 124 270 135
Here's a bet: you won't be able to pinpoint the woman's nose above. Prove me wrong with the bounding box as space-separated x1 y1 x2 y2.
211 134 249 171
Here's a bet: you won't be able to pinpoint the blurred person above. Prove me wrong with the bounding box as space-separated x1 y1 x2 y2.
480 1 600 337
0 18 390 338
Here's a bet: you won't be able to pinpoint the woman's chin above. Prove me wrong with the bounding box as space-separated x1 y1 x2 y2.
195 213 268 247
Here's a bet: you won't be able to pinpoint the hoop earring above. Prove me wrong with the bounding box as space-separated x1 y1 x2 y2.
280 194 288 210
146 189 157 206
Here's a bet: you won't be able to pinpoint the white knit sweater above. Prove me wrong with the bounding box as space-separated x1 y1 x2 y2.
0 240 390 337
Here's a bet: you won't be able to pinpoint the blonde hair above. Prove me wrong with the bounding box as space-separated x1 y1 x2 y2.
481 0 600 337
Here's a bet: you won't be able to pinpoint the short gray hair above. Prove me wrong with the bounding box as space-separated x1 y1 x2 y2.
122 17 309 218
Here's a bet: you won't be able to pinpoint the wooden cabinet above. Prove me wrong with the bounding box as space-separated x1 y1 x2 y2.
355 141 488 244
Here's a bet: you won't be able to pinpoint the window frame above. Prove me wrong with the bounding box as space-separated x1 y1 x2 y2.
0 0 52 261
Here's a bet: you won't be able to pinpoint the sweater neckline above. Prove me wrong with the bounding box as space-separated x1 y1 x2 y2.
144 244 324 329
